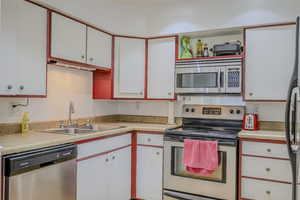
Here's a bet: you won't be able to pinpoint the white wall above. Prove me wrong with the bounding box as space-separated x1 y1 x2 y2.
117 99 286 122
145 0 300 36
0 66 118 123
35 0 148 37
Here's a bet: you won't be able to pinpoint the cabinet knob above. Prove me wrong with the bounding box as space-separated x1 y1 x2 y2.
156 152 160 155
19 85 24 90
112 156 115 160
105 158 109 162
267 148 271 153
249 92 253 96
266 168 271 172
7 85 13 90
147 138 151 142
139 92 143 95
89 58 94 62
81 55 85 59
168 92 172 96
266 190 271 195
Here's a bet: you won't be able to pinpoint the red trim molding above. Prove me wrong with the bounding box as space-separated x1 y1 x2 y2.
242 154 289 161
241 176 292 185
131 132 138 199
137 144 163 149
240 138 287 144
176 54 244 61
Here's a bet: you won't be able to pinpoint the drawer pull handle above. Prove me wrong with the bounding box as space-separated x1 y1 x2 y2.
266 190 271 195
147 138 151 142
266 168 271 172
267 149 271 153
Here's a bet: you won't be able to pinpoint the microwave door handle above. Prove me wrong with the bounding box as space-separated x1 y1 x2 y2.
218 68 221 92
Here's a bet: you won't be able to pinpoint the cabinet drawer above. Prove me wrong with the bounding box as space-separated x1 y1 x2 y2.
137 133 163 146
242 141 288 159
241 178 292 200
78 133 131 159
242 156 295 183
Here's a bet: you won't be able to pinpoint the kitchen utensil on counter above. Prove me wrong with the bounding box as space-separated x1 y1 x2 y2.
203 43 209 57
242 112 259 130
196 40 205 57
180 36 193 59
210 41 243 56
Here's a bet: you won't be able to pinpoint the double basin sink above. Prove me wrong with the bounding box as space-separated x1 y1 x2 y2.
44 125 127 135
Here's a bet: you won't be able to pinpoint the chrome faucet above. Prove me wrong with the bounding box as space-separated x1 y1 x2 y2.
68 101 75 126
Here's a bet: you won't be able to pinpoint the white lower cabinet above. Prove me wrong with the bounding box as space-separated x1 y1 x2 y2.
240 139 300 200
77 135 131 200
137 146 163 200
242 178 294 200
77 153 109 200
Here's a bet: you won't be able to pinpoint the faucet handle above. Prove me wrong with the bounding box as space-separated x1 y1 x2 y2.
58 120 65 128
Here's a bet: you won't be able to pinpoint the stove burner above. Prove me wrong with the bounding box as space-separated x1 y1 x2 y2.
166 118 242 140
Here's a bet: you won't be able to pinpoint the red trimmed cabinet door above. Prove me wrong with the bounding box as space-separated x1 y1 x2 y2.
147 37 176 99
114 37 146 99
136 133 164 200
244 24 295 101
77 147 131 200
0 0 47 96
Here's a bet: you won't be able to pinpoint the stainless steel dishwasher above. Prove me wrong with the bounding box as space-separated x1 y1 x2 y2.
3 144 77 200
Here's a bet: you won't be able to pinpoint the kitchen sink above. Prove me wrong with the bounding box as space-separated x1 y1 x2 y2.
43 125 127 135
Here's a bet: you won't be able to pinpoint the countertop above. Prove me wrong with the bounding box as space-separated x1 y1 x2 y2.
238 129 286 141
0 122 179 155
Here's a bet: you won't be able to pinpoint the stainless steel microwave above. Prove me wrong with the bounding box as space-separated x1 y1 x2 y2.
175 58 242 94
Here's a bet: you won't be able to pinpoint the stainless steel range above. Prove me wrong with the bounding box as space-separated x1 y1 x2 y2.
163 105 244 200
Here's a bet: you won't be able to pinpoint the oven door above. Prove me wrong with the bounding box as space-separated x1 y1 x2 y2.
163 139 237 200
175 67 225 94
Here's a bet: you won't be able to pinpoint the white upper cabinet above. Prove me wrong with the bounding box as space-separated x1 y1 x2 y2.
0 0 47 96
16 0 47 96
114 37 145 98
147 37 176 99
51 13 87 63
0 0 18 95
87 27 112 69
244 25 295 101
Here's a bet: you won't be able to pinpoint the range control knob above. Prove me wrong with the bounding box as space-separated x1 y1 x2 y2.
229 109 234 114
191 108 195 113
236 110 241 114
185 108 190 112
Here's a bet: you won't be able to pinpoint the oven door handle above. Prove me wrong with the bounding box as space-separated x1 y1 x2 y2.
164 190 213 200
218 68 221 92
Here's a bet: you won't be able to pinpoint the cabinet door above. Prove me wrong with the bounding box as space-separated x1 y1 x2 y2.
0 0 18 95
16 0 47 95
109 147 131 200
114 37 145 98
148 37 175 99
244 25 295 101
137 146 163 200
77 155 109 200
51 13 87 63
87 27 112 68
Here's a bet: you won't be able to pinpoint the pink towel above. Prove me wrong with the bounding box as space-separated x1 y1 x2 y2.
183 139 219 175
